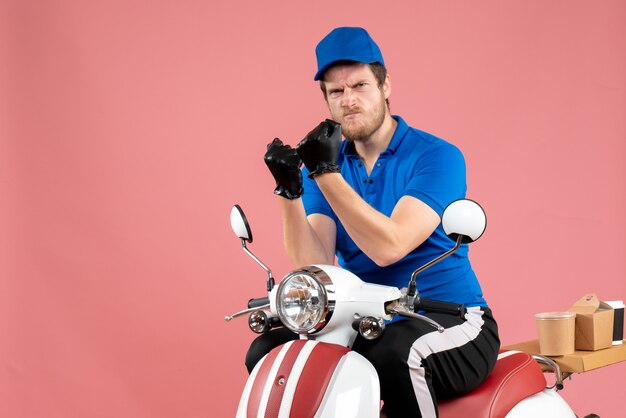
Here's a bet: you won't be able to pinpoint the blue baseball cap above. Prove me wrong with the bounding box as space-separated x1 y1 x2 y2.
314 27 385 81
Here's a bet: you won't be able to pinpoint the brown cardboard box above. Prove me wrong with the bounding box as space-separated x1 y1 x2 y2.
502 339 626 373
569 294 614 351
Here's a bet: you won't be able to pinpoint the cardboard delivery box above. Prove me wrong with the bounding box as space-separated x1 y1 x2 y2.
569 293 614 351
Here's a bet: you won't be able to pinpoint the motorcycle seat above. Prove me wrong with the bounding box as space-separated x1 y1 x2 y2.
437 350 547 418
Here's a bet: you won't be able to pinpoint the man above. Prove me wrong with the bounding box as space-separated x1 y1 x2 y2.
252 27 500 418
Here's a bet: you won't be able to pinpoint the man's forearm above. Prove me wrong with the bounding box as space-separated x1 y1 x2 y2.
314 173 438 267
279 198 335 267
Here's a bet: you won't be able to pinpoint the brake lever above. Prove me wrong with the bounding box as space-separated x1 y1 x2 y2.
386 302 445 333
225 304 271 321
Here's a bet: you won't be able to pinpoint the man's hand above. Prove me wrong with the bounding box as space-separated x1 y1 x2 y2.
264 138 303 199
296 119 342 178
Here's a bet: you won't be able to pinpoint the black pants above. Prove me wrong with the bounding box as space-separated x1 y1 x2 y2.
245 306 500 418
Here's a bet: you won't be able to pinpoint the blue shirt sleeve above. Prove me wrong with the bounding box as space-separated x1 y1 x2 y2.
301 166 337 221
404 142 467 217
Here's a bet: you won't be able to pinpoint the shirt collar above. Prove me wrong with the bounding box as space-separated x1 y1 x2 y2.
341 115 409 158
386 115 409 154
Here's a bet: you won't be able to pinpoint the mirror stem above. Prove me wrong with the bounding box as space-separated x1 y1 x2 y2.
407 235 464 302
241 239 275 291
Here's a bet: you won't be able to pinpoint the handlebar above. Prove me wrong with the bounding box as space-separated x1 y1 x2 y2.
225 297 270 322
248 297 270 309
414 297 467 318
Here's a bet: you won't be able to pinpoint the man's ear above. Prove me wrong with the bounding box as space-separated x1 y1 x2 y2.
319 81 328 101
383 74 391 99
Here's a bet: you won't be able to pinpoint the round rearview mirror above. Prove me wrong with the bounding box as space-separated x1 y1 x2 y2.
230 204 253 243
441 199 486 243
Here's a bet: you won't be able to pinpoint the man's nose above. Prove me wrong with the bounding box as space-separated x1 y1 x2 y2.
341 88 356 108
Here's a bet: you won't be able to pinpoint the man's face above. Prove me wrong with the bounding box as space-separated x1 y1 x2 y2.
322 63 390 142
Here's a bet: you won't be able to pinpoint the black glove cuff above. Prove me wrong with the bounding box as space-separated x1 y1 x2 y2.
274 185 303 200
307 162 341 179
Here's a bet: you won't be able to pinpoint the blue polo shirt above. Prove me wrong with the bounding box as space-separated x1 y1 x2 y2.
301 116 487 307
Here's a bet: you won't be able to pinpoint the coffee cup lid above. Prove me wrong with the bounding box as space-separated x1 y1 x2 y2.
535 311 576 320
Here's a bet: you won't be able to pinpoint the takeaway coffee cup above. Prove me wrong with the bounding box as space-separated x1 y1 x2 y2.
535 311 576 356
605 301 624 345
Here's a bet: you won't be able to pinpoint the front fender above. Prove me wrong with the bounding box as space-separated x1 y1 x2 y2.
237 340 379 418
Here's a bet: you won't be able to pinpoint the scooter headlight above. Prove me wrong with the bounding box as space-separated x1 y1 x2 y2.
276 268 332 334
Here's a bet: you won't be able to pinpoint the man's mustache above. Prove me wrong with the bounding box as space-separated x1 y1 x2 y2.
343 108 363 116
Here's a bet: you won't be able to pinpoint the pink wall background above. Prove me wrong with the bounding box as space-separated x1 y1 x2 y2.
1 1 625 417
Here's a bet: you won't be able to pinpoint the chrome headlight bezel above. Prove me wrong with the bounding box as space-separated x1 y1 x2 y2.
276 267 334 334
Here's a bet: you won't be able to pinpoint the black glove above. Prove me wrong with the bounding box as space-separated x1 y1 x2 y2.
264 138 303 199
296 119 342 179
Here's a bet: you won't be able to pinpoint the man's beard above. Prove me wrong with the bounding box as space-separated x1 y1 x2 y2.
339 93 388 143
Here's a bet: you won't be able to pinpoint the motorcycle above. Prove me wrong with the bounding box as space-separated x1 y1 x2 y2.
225 199 589 418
